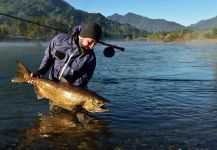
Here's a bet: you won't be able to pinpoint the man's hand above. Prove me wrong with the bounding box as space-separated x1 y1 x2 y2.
28 72 43 85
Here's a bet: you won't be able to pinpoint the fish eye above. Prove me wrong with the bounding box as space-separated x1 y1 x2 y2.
95 100 100 104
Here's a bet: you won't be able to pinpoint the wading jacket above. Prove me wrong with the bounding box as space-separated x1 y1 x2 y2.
37 26 96 88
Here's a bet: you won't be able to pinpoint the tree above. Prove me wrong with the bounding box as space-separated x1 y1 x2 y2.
212 28 217 38
0 24 9 38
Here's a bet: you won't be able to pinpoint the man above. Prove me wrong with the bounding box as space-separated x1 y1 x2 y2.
30 22 102 88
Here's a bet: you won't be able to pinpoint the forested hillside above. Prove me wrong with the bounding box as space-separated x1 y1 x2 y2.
0 0 147 40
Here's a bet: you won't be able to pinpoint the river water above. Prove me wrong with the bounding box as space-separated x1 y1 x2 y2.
1 41 217 149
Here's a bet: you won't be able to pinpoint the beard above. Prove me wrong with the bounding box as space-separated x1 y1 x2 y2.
79 39 91 54
80 46 90 54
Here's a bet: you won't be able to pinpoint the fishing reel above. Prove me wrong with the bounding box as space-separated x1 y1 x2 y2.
103 46 115 57
98 41 125 58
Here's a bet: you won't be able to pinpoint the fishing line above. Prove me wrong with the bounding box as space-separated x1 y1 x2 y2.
0 12 67 33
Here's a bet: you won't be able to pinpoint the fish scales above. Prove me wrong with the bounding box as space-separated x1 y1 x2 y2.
12 60 109 113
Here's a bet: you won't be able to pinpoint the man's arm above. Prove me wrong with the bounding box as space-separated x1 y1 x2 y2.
37 36 57 75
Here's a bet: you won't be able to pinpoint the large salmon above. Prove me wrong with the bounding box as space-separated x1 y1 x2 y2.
12 60 109 113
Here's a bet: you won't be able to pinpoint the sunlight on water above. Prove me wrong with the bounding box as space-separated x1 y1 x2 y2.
1 41 217 149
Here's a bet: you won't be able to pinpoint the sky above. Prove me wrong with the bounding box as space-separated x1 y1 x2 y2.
65 0 217 26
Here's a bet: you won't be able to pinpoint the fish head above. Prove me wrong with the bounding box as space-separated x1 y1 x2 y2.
83 97 110 113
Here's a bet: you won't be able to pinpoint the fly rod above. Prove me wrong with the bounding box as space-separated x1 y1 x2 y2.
0 12 125 52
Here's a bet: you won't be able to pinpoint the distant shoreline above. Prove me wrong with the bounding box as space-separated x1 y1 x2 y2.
0 36 51 42
183 39 217 43
0 37 216 44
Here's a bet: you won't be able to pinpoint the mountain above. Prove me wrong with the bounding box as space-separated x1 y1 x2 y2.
188 16 217 30
107 12 185 33
0 0 147 39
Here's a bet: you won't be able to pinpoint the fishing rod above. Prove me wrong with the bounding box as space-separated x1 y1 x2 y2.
0 12 125 57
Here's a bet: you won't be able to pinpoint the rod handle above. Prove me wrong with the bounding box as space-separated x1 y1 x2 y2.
98 41 125 51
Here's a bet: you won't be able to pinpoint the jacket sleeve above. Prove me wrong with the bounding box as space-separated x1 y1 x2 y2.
37 36 56 75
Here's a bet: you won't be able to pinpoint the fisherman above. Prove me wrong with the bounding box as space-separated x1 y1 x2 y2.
29 22 102 88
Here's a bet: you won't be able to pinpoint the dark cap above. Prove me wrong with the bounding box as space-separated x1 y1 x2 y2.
79 23 102 41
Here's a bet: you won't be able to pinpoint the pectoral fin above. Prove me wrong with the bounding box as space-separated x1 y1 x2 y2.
34 86 44 99
59 77 69 84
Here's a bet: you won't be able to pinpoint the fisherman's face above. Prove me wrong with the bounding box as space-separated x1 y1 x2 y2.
79 36 97 54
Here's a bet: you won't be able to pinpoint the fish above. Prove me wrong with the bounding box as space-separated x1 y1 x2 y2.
11 60 110 113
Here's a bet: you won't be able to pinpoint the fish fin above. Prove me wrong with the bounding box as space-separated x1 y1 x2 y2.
59 77 69 84
34 86 44 99
11 60 31 83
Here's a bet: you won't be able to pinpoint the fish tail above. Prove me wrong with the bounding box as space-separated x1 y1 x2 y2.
11 60 31 83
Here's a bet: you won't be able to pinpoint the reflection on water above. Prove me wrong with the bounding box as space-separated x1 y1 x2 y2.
17 108 111 150
2 42 217 149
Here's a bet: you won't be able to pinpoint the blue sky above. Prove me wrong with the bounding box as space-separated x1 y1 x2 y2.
65 0 217 26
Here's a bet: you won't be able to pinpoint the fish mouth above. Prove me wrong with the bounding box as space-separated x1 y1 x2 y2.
90 109 109 113
90 105 110 113
100 104 110 112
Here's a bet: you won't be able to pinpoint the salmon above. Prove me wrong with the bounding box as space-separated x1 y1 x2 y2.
11 60 109 113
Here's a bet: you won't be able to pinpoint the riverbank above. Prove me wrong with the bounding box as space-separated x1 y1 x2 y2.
183 38 217 43
1 36 216 46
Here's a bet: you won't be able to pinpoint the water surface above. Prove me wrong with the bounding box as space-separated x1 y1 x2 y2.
1 41 217 149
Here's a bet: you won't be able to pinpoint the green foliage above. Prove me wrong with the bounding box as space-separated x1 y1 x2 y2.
147 33 163 41
147 28 217 42
1 0 215 41
163 33 177 42
0 24 9 38
212 28 217 38
0 0 147 40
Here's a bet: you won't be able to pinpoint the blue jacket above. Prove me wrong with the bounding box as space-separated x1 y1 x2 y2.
37 27 96 88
